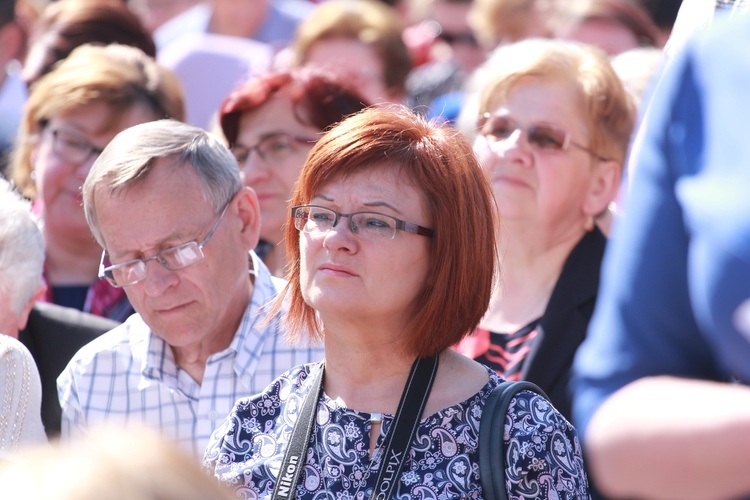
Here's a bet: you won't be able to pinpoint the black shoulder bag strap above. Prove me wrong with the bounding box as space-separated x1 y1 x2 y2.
479 380 549 500
272 354 440 500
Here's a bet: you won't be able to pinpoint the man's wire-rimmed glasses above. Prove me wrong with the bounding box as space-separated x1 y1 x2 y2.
291 204 434 241
230 133 318 164
98 202 231 288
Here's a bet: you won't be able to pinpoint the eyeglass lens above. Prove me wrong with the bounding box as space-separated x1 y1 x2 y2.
231 133 309 164
294 206 397 239
481 116 568 151
50 128 103 163
104 242 205 286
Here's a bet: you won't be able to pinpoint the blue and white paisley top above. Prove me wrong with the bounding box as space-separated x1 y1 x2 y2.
203 362 589 499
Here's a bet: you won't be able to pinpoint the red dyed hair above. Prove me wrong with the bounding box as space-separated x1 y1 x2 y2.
218 68 370 148
277 105 498 358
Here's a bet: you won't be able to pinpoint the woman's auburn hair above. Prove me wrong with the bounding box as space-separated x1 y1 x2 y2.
275 105 498 358
218 68 370 148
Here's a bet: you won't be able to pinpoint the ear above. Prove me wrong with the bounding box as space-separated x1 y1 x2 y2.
17 284 46 332
234 186 262 251
583 159 622 218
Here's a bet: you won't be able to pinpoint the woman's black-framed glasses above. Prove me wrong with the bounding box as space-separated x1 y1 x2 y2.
291 204 433 241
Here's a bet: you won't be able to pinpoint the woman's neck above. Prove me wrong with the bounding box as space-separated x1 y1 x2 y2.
322 346 490 420
483 224 582 332
323 330 413 414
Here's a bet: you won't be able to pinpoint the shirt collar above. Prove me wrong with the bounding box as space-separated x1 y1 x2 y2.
140 252 282 384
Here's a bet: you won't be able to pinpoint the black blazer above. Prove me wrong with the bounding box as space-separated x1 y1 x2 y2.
521 227 606 422
19 302 120 438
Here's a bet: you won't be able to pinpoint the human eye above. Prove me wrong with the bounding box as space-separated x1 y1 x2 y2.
231 145 250 164
109 260 146 286
55 130 91 151
483 117 516 140
309 208 335 224
160 242 202 270
529 125 567 150
356 213 395 235
261 134 293 157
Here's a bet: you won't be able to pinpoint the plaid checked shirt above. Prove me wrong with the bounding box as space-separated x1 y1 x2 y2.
57 254 324 458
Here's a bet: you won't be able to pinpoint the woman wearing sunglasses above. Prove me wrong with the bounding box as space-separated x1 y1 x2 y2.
218 68 369 276
456 38 635 422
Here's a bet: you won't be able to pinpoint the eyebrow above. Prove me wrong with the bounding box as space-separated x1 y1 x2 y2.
311 194 404 215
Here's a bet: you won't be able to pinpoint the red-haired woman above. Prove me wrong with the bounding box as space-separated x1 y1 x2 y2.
204 105 590 499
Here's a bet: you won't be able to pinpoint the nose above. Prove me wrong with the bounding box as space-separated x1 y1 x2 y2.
491 129 533 166
142 258 179 297
322 215 357 252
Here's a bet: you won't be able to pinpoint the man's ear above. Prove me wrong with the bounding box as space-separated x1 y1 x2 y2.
234 186 262 251
583 159 622 218
17 283 46 332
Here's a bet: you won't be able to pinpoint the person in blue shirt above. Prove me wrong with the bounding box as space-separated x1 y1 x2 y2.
572 10 750 500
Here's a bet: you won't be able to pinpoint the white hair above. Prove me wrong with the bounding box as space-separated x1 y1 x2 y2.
0 179 45 315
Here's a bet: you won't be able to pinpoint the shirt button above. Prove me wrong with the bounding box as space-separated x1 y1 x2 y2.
208 410 220 421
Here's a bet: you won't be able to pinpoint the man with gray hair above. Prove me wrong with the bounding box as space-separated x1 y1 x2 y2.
58 119 323 457
0 178 45 337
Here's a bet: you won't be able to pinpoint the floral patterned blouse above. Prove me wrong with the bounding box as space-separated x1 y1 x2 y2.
203 362 590 499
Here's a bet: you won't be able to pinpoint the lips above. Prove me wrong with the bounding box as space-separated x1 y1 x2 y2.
318 262 357 277
492 174 532 189
154 302 191 314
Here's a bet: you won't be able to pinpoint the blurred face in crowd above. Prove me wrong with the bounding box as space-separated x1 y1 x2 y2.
557 18 640 55
430 0 485 72
232 95 319 246
474 79 601 238
303 39 396 104
32 102 157 243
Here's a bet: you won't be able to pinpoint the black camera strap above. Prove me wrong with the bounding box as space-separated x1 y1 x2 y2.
272 353 439 499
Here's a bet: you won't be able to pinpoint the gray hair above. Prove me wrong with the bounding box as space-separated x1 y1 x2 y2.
83 119 242 247
0 179 45 315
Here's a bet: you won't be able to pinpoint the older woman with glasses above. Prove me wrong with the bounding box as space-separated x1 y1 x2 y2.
10 43 183 322
203 105 590 498
455 38 635 423
217 68 369 276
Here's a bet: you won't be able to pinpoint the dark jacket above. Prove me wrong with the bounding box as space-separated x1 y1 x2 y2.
19 302 120 438
522 227 606 421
